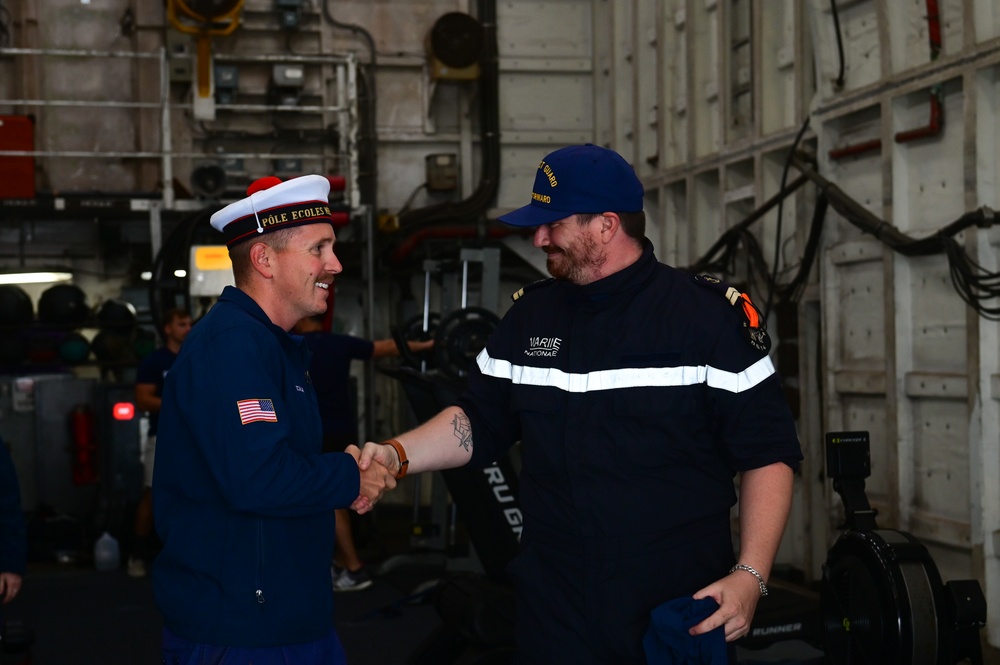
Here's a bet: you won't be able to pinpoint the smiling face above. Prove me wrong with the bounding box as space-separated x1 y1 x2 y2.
532 214 607 285
269 223 342 323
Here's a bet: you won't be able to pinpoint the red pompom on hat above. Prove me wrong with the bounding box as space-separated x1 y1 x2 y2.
246 176 283 196
210 174 334 247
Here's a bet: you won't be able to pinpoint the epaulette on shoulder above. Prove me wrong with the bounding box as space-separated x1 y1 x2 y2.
511 278 555 302
692 274 771 354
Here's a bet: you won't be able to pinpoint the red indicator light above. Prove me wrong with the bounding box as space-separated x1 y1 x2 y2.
112 402 135 420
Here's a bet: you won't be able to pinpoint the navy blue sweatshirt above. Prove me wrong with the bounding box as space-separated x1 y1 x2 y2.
153 287 360 647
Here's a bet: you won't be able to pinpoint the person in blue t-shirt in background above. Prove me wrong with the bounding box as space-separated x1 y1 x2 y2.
293 314 432 591
129 307 192 577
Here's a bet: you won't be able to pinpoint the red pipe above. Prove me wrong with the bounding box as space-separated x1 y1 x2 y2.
894 0 943 144
829 138 882 161
832 0 943 158
894 90 942 143
926 0 941 59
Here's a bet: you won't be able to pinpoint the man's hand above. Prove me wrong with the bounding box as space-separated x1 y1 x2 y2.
357 441 401 476
0 571 22 604
345 444 396 514
688 568 763 641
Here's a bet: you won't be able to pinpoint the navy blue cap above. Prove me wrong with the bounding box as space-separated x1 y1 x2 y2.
497 144 644 228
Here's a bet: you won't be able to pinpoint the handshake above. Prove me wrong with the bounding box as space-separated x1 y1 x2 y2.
344 442 404 514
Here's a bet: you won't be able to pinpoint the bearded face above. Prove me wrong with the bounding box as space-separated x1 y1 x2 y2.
538 216 607 285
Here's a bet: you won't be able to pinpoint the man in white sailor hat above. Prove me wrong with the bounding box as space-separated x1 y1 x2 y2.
151 175 395 664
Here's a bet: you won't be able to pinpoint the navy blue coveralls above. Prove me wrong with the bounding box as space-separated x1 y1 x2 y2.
455 240 803 664
152 286 360 653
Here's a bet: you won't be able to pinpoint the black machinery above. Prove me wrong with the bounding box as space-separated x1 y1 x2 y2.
821 431 987 665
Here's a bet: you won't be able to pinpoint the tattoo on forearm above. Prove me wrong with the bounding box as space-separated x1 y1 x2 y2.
452 413 473 452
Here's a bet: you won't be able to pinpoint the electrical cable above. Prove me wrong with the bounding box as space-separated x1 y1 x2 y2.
777 192 828 305
688 148 1000 321
776 234 803 281
829 0 846 89
398 183 429 216
0 0 11 49
791 154 1000 320
764 116 812 318
686 173 809 277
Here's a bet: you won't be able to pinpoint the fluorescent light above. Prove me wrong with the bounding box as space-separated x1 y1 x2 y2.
0 271 74 285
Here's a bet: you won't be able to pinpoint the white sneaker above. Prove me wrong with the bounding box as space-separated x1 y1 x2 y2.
332 566 373 592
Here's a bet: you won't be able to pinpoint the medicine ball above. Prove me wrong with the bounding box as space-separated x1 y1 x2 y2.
58 332 91 364
91 330 133 363
96 300 137 331
38 284 89 327
0 285 33 326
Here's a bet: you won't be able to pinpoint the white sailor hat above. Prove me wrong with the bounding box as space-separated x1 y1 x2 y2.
210 175 334 247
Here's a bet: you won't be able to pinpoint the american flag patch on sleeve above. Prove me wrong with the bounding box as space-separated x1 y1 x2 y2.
237 398 278 425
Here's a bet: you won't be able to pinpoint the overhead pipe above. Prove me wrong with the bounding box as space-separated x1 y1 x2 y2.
381 0 500 265
894 87 942 144
828 138 882 161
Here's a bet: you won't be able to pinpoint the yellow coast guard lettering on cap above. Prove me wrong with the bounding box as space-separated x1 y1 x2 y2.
539 160 558 187
529 159 558 205
210 175 334 247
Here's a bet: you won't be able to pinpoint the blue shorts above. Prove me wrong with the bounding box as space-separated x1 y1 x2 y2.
161 626 347 665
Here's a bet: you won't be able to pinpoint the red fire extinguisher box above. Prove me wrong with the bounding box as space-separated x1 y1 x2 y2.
0 115 36 199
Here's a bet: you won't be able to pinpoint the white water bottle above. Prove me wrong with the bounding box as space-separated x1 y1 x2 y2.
94 532 120 572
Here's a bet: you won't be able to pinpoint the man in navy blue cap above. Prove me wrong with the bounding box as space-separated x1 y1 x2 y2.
152 175 397 665
359 144 802 664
